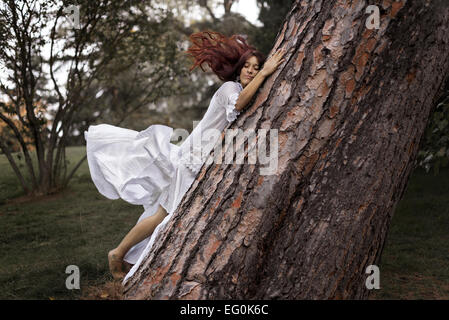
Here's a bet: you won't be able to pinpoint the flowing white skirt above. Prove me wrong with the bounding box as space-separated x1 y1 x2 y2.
84 123 198 282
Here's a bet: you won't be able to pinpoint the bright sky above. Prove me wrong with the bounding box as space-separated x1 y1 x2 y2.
220 0 262 26
184 0 262 27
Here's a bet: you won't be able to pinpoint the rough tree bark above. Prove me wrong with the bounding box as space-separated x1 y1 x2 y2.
123 0 449 299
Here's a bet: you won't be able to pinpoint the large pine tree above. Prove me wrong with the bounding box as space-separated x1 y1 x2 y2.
123 0 449 299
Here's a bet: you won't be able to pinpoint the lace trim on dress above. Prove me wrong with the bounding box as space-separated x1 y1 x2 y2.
178 147 203 174
225 92 241 122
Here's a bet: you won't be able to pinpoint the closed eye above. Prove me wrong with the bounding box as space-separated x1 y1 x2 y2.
245 64 259 70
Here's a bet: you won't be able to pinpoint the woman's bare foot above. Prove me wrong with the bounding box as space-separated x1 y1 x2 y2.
108 249 126 280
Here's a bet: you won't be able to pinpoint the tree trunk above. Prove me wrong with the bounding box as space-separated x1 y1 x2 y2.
123 0 449 299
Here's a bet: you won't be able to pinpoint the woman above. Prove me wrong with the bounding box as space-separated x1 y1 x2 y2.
84 30 286 281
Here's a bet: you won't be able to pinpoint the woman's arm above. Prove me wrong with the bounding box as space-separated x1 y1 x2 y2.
234 72 266 112
234 48 286 112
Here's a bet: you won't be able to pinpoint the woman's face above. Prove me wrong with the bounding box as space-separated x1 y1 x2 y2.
239 56 260 88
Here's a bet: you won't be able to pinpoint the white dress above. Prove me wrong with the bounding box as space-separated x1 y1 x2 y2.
84 81 243 283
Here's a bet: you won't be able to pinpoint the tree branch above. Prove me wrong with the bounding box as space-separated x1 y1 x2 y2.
198 0 220 23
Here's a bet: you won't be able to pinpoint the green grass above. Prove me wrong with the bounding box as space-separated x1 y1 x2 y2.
0 147 448 299
369 166 449 299
0 146 141 299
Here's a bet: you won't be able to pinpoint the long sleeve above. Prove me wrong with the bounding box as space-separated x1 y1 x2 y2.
214 81 243 123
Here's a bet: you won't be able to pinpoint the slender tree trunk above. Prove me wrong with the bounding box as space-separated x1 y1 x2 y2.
224 0 235 16
123 0 449 299
0 139 30 194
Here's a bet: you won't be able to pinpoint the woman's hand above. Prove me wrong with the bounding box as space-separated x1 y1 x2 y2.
260 48 287 77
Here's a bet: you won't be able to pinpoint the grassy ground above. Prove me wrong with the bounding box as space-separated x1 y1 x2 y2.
369 165 449 299
0 146 448 299
0 146 139 299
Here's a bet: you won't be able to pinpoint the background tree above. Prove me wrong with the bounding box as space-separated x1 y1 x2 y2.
123 0 449 299
0 0 186 195
253 0 296 55
416 83 449 175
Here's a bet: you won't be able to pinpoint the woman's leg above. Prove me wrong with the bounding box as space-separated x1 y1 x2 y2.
108 204 167 280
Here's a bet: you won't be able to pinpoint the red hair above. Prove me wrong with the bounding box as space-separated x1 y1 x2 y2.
185 30 265 82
